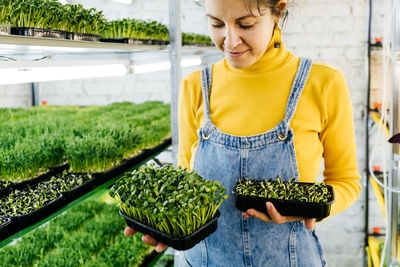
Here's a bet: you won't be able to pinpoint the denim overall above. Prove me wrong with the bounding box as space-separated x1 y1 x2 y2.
175 58 327 267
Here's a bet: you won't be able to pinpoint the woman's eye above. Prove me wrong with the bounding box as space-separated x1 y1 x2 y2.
239 24 253 29
211 24 224 28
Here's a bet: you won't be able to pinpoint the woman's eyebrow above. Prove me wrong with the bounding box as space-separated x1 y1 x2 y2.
205 14 257 21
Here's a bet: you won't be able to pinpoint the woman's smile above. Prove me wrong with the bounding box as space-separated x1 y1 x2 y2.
226 49 249 58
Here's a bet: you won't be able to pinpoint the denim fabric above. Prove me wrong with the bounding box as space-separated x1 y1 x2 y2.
175 58 327 267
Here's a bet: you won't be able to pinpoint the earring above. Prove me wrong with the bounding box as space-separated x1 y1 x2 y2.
273 22 281 48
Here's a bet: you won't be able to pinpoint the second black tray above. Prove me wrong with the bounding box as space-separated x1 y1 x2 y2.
100 38 169 45
120 210 220 251
233 182 335 221
11 27 68 39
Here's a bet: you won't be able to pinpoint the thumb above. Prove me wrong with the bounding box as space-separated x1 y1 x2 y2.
304 218 316 229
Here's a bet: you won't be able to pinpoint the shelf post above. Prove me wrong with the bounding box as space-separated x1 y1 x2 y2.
31 82 39 106
387 0 400 265
169 0 182 166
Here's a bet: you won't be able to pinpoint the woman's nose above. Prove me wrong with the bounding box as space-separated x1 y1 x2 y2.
224 26 242 50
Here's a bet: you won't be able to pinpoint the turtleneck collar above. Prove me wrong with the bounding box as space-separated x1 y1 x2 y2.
223 25 293 74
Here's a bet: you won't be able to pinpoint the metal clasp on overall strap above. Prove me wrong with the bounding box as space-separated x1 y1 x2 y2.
277 133 287 141
202 133 210 140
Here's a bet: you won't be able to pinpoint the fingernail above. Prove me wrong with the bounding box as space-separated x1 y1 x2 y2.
248 211 254 216
266 202 272 211
142 236 147 242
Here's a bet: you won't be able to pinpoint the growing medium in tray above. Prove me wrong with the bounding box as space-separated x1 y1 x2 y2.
109 164 228 238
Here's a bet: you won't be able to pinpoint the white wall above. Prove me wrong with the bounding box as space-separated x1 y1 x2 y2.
0 1 389 266
282 1 367 266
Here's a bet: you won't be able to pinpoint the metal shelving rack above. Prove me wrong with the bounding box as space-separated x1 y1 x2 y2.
386 1 400 263
366 1 400 266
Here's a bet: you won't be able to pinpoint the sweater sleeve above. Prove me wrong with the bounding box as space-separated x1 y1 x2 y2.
320 70 361 217
177 75 200 169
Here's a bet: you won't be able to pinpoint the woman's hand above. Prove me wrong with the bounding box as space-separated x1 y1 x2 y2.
242 202 316 230
124 227 168 252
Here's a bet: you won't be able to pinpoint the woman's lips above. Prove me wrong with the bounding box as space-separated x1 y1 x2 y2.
226 50 248 58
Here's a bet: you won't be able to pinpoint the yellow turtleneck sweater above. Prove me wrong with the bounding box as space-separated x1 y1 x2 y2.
178 28 361 217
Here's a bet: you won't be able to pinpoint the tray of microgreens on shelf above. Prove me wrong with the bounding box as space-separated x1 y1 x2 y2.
110 164 228 250
233 178 335 221
0 168 99 236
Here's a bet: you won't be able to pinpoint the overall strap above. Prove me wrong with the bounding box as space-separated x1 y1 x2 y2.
200 65 213 121
283 57 313 125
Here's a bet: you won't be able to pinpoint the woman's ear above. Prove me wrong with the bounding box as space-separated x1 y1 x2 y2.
276 0 287 17
274 0 287 24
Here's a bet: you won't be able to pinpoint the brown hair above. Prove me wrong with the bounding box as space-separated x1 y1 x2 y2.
242 0 287 17
196 0 288 24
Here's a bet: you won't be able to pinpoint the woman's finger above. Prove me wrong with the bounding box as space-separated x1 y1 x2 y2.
244 208 271 223
265 202 303 224
142 235 158 247
124 227 137 236
304 218 316 229
265 202 285 224
155 242 168 253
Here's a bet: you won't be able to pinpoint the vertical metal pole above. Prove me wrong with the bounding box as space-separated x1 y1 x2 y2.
31 82 39 106
388 1 400 265
364 1 372 265
169 0 182 166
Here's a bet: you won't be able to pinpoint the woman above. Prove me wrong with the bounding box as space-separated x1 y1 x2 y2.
125 0 361 266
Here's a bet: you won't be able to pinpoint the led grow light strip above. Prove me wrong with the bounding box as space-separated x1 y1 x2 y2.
110 0 132 4
0 64 127 85
133 58 202 74
0 57 202 84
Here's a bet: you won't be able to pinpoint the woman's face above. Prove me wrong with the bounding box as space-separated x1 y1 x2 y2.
205 0 277 69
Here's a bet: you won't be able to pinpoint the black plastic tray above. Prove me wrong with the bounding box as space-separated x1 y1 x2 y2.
11 27 68 39
61 173 99 201
0 194 64 241
12 194 64 227
120 210 220 251
233 182 335 221
0 217 12 241
100 38 168 45
68 32 100 42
